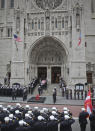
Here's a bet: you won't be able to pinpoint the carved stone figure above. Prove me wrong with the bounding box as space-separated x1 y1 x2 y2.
35 0 62 9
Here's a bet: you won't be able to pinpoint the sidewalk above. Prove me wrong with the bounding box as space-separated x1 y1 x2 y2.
0 95 84 106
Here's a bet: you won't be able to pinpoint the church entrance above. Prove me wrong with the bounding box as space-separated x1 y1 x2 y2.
29 36 67 84
51 67 61 83
38 67 47 81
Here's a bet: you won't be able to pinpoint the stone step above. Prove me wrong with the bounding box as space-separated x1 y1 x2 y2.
32 84 62 96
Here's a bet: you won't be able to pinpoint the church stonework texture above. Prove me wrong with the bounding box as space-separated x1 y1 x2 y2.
0 0 95 87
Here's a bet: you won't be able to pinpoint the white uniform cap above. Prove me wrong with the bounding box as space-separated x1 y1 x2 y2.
28 110 32 114
64 115 70 120
54 87 56 89
43 108 48 113
63 107 68 111
4 117 10 122
50 115 55 120
25 113 30 118
7 105 11 108
40 110 44 114
3 108 7 111
67 109 70 112
38 115 44 121
52 107 57 111
15 110 20 114
81 108 85 111
16 103 21 107
19 120 24 126
52 111 57 115
9 114 14 119
64 111 68 115
25 105 30 109
34 107 38 110
43 108 47 111
0 105 3 108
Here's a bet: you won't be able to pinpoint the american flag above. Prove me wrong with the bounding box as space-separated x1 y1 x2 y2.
14 34 22 42
78 32 81 46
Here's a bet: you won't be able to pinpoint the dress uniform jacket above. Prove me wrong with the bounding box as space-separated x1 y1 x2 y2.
15 125 31 131
47 120 58 131
89 112 95 131
1 120 16 131
79 111 89 131
32 111 40 120
24 118 35 131
34 120 47 131
60 118 75 131
15 113 23 120
0 112 9 123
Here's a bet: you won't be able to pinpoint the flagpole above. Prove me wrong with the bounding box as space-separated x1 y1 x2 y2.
15 40 18 51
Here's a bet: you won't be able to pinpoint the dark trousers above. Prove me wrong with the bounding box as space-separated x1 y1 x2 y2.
12 93 16 100
53 94 56 104
80 124 86 131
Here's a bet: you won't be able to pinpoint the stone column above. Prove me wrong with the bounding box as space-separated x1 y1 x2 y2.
10 9 25 85
47 66 51 84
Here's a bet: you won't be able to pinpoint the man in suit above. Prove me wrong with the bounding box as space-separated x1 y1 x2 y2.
89 108 95 131
79 108 89 131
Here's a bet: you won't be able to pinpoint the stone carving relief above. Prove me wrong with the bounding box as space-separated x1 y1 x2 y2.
35 0 62 10
61 0 68 10
37 50 62 65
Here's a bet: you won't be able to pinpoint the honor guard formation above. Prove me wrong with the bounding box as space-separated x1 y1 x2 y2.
0 102 95 131
0 103 75 131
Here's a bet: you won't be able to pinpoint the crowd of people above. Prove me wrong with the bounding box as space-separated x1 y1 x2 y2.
28 78 39 94
0 103 95 131
0 84 28 100
0 103 75 131
59 77 95 100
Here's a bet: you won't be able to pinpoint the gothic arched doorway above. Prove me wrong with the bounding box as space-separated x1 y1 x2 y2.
29 36 68 84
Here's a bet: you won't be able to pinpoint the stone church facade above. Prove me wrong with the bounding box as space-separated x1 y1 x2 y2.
0 0 95 87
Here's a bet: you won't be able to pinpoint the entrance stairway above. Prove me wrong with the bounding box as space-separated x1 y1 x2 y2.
32 84 62 96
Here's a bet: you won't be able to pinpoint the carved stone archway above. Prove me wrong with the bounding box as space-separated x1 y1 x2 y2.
29 36 68 83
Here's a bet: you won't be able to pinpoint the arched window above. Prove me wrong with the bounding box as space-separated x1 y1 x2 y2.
65 16 68 30
58 16 61 30
91 0 95 13
7 27 12 37
51 16 54 30
10 0 14 8
34 18 37 31
32 20 34 30
55 18 57 28
0 28 3 38
62 17 64 28
1 0 5 8
41 17 44 30
38 19 40 29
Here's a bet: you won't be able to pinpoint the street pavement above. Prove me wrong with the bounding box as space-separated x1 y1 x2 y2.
0 94 84 117
72 118 90 131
